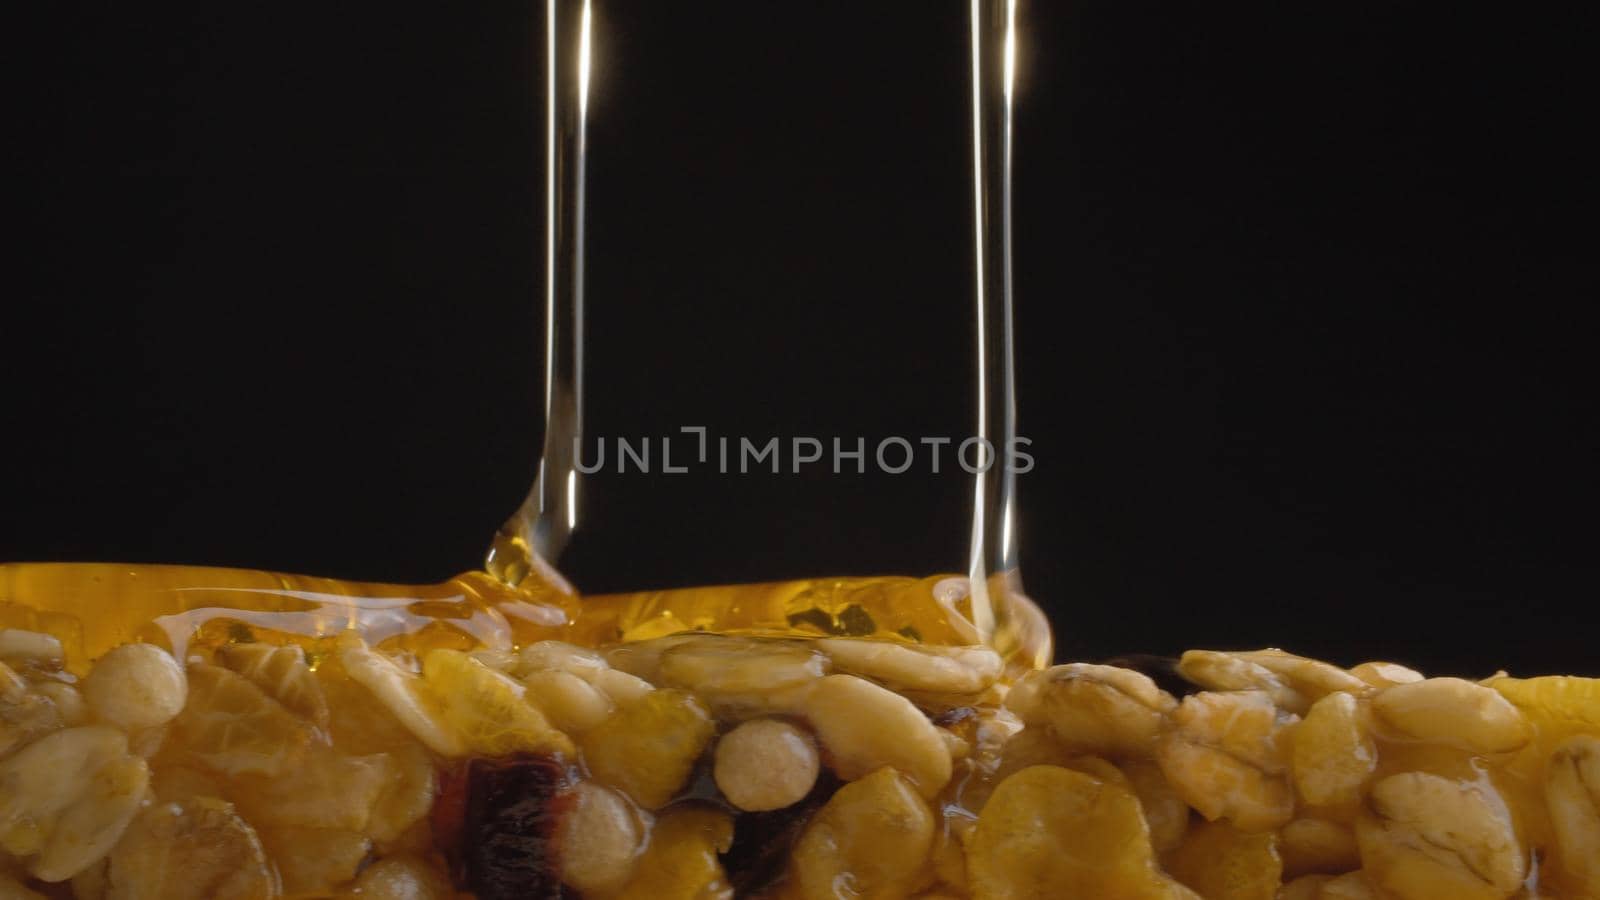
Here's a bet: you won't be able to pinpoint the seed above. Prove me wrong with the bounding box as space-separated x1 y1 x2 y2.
558 781 649 895
804 674 951 798
1279 818 1360 878
580 689 715 809
816 639 1001 695
1292 692 1376 810
1371 678 1532 753
1165 819 1283 900
1544 734 1600 893
82 644 187 732
1348 662 1424 690
521 669 613 733
1157 691 1296 832
967 764 1192 900
1006 663 1177 758
792 767 934 900
1356 771 1525 900
713 719 820 812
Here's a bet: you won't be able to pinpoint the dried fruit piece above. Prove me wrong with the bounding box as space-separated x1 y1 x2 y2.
816 639 1001 695
557 781 649 894
105 797 279 900
172 663 314 777
1166 819 1283 900
714 718 821 812
805 674 952 798
457 755 572 900
1157 691 1296 832
1292 692 1376 810
792 767 934 900
1371 678 1532 754
255 826 369 897
1543 734 1600 893
1007 663 1177 758
581 688 715 809
1356 772 1525 900
1278 818 1359 878
82 644 187 732
216 643 329 730
966 764 1191 900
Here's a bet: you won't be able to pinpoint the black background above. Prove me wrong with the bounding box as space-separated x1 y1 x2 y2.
5 3 1594 675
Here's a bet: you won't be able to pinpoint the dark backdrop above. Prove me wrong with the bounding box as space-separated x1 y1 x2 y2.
5 3 1594 675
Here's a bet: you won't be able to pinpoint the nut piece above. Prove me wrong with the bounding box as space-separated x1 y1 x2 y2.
1319 872 1380 899
804 674 952 798
558 782 649 895
1292 692 1376 809
1348 662 1424 690
105 797 279 900
713 719 821 812
967 764 1192 900
345 856 452 900
33 753 150 882
82 644 187 731
32 682 86 727
1157 691 1297 832
1544 734 1600 893
338 637 463 757
1229 651 1369 704
1007 663 1177 758
233 745 391 832
1179 651 1308 713
792 767 934 900
816 639 1001 695
659 637 826 695
1279 818 1360 878
513 640 608 679
255 826 369 897
1 726 135 867
1370 678 1532 753
1278 874 1333 900
581 689 715 809
1356 771 1525 900
216 643 329 730
1122 759 1190 855
0 630 64 667
609 804 734 899
521 670 613 733
172 663 316 777
1165 819 1283 900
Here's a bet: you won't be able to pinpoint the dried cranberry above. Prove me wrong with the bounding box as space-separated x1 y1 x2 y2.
442 754 574 900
